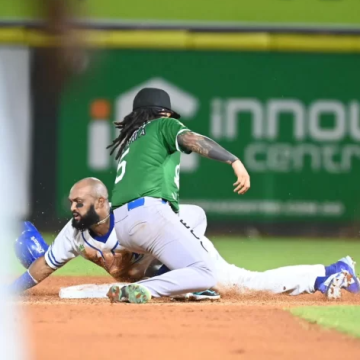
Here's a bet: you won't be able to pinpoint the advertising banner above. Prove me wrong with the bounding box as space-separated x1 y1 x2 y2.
58 50 360 222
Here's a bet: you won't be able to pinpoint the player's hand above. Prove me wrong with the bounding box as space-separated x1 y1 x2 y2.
101 251 134 279
232 159 250 195
83 248 134 279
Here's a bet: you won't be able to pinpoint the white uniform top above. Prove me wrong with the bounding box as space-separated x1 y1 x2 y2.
44 212 125 270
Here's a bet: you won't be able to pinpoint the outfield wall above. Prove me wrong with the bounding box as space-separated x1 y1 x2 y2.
2 26 358 236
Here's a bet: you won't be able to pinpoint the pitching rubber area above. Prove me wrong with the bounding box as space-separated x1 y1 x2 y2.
18 276 360 360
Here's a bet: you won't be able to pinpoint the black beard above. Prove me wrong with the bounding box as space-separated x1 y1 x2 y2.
72 204 101 231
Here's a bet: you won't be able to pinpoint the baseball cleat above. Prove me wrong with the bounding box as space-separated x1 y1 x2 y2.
333 256 360 293
107 284 151 304
319 270 353 300
171 289 221 302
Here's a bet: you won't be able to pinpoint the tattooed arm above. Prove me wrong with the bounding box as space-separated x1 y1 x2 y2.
177 131 251 194
177 132 238 164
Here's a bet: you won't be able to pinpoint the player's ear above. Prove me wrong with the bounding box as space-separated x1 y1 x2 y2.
96 197 105 209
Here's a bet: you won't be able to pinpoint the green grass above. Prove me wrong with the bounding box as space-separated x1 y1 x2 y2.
11 235 360 276
291 306 360 338
12 255 108 277
211 238 360 271
3 0 360 26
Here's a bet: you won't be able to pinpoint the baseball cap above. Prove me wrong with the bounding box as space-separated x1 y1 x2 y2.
133 88 181 119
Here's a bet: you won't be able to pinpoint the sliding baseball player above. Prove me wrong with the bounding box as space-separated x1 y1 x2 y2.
11 178 359 301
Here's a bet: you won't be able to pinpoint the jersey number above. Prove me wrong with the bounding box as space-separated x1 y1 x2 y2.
115 148 130 184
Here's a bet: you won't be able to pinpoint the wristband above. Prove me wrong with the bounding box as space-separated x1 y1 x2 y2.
10 270 38 294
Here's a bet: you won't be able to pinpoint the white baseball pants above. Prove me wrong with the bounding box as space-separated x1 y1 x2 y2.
114 198 216 297
179 205 325 295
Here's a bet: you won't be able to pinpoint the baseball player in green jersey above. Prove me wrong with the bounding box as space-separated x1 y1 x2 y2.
107 88 250 304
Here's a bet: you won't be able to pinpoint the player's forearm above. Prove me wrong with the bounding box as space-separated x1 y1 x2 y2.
29 256 55 282
10 256 55 294
177 132 238 164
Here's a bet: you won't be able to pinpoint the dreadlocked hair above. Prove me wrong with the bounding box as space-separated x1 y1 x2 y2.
107 108 163 160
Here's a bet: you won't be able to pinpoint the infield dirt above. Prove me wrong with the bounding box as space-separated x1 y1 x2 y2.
18 276 360 360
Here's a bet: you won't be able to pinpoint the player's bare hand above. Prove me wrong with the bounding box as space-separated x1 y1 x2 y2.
83 248 134 279
232 159 250 194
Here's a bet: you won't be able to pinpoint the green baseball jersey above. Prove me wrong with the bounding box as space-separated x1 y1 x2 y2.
111 117 191 212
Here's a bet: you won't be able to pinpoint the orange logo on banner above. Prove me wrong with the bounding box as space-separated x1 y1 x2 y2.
90 99 111 119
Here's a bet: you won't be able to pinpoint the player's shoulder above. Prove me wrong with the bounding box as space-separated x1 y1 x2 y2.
60 219 83 241
156 117 186 128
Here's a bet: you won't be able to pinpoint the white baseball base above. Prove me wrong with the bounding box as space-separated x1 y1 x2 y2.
59 283 130 299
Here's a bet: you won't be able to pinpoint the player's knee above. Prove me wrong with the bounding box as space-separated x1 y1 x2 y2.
193 206 207 227
14 222 49 269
